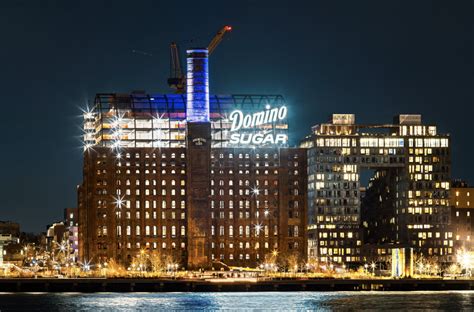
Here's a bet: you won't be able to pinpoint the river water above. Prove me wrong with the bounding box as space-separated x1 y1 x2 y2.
0 291 473 311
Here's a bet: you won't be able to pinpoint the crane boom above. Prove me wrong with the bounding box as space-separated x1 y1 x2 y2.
207 25 232 55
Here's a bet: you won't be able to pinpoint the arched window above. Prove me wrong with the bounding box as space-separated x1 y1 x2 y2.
171 226 176 238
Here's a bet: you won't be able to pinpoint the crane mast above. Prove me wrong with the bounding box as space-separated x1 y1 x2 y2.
167 42 185 92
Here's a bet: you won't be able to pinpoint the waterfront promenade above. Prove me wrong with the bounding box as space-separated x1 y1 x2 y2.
0 277 473 292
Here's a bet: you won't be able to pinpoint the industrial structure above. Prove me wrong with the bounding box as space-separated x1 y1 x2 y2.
83 93 289 149
301 114 452 265
79 27 306 269
167 25 232 93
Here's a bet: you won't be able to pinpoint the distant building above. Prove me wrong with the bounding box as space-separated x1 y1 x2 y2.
450 182 474 251
301 114 453 264
65 208 78 227
0 221 20 237
0 221 20 264
64 208 79 261
46 222 66 251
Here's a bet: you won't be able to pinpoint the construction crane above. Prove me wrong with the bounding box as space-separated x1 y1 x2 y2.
167 42 184 92
167 25 232 93
207 25 232 55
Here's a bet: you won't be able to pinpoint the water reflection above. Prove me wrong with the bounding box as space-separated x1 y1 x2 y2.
0 291 473 311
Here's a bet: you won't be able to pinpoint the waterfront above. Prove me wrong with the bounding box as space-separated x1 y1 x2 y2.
0 291 473 311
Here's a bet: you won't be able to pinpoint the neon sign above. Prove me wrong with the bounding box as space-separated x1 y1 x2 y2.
228 105 288 145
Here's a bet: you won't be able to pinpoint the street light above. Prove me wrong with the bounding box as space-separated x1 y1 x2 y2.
370 262 376 275
457 249 473 277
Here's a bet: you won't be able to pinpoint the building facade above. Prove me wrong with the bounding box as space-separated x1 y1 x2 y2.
78 48 306 269
301 114 452 265
450 181 474 251
0 221 20 237
79 146 306 268
64 208 79 261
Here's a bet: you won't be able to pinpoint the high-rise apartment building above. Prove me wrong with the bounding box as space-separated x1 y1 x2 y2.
301 114 452 264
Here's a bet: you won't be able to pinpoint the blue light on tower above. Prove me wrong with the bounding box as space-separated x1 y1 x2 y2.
186 48 210 123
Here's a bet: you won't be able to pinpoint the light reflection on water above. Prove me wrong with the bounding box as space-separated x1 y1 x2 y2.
0 291 473 311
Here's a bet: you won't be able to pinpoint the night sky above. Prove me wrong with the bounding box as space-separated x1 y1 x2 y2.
0 1 472 232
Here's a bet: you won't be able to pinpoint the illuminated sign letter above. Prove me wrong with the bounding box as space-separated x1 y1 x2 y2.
228 105 288 146
229 110 244 132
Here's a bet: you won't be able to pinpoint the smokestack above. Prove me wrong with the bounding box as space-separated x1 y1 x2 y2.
186 48 209 123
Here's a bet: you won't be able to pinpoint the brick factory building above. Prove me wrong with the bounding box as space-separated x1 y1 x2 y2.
78 49 307 269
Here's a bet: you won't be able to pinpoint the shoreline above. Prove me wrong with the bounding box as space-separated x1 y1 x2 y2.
0 278 473 292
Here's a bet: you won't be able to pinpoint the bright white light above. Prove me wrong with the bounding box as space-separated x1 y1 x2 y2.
264 209 269 216
457 249 474 270
113 195 126 209
251 186 260 196
254 223 263 234
152 113 166 127
111 113 125 129
113 129 123 137
111 140 122 150
80 106 95 120
81 259 92 271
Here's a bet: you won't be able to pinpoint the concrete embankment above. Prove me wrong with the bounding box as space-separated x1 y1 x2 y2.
0 278 473 292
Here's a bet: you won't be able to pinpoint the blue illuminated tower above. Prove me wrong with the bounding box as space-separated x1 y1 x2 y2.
185 48 212 268
186 48 209 122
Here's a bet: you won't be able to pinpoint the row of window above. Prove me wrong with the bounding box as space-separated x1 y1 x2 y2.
97 188 186 196
103 179 185 186
211 153 295 160
110 225 186 237
210 200 300 209
96 169 186 175
113 210 186 219
98 152 185 159
211 241 276 249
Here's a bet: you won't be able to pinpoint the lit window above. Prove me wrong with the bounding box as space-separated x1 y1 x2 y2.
162 226 166 238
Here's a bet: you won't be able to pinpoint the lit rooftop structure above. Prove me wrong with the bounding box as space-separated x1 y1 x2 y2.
83 93 289 149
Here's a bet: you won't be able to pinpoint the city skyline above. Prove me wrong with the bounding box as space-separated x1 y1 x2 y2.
0 0 472 232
